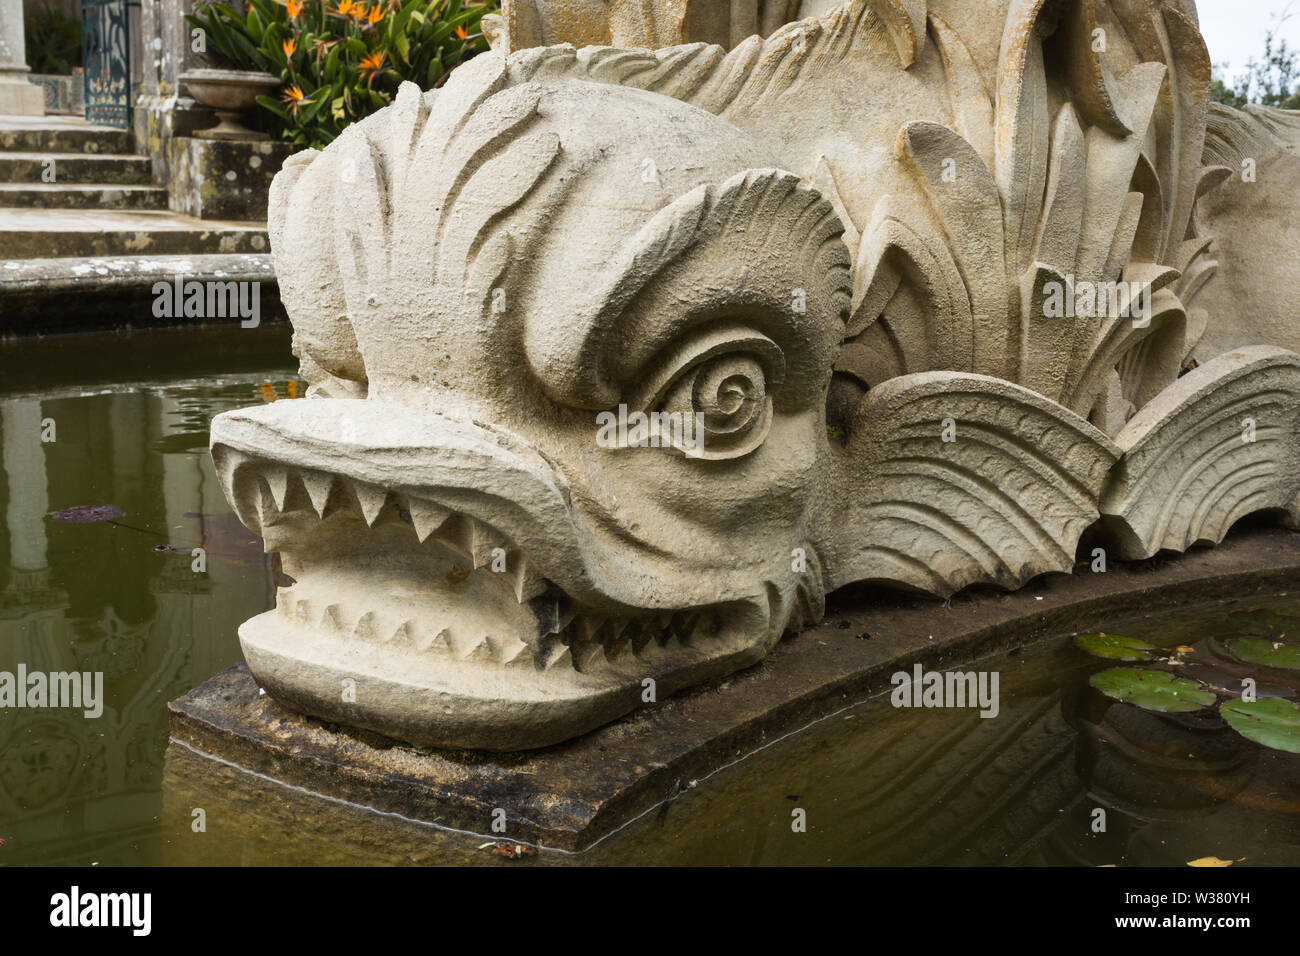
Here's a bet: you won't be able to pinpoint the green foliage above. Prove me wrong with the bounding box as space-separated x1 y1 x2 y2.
1220 698 1300 753
1210 6 1300 110
1089 667 1217 713
1075 606 1300 753
1073 632 1157 661
25 7 83 75
1228 637 1300 671
186 0 495 149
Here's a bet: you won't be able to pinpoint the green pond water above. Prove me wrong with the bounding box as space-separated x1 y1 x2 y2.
1 327 1298 866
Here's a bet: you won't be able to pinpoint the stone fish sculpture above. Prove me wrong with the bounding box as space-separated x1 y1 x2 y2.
210 0 1300 749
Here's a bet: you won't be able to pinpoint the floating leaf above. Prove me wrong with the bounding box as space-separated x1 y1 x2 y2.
1089 667 1216 712
51 504 125 523
1187 856 1243 867
1227 609 1300 638
1074 633 1157 660
1227 638 1300 671
1220 698 1300 754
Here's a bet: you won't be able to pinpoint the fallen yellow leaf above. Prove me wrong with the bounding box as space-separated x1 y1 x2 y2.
1186 856 1245 867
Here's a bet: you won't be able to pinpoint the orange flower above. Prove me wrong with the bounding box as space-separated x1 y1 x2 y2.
366 4 385 24
279 83 312 115
286 0 302 18
282 37 297 57
454 24 467 39
335 0 358 16
358 50 386 78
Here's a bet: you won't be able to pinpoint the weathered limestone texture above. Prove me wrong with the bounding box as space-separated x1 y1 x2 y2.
1192 104 1300 359
167 137 292 220
0 0 45 116
209 1 1300 749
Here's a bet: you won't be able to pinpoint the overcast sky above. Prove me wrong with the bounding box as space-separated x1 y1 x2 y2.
1196 0 1300 79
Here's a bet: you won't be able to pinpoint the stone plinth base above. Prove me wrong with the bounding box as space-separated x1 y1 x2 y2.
0 71 44 116
169 527 1300 852
167 136 293 220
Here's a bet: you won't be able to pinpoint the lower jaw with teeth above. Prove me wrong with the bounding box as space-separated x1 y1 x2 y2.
235 469 766 750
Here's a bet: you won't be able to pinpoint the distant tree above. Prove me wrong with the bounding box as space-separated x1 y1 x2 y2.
1211 3 1300 110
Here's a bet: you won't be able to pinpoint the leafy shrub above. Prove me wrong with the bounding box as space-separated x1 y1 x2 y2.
25 7 83 75
1210 9 1300 111
186 0 494 149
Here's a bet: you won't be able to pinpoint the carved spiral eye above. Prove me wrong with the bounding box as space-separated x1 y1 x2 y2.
634 325 785 461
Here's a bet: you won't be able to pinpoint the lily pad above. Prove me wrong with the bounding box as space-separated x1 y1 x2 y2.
1220 698 1300 754
1227 609 1300 638
1227 638 1300 671
51 504 124 523
1074 633 1157 661
1089 667 1217 713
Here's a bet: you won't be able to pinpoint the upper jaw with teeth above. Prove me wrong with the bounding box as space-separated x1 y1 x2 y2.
208 399 770 749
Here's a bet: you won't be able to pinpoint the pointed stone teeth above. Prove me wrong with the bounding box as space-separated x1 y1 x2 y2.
301 471 337 518
409 498 452 543
573 615 607 644
537 594 576 636
630 620 655 656
670 611 695 645
220 455 262 533
571 636 605 672
464 636 494 663
354 611 378 641
212 446 249 498
535 635 573 671
469 519 507 570
570 619 608 671
428 628 454 654
500 640 534 668
413 627 453 654
509 558 548 604
322 604 345 631
264 465 290 511
544 645 573 671
355 482 390 527
385 620 412 644
276 589 296 618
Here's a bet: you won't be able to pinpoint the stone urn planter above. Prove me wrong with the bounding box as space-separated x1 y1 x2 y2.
180 69 281 141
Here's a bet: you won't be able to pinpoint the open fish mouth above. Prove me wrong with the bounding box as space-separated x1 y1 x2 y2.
209 399 767 749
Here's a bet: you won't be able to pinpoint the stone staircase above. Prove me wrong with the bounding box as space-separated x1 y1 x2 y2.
0 115 276 335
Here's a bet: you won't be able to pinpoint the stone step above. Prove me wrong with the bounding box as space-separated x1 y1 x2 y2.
0 152 154 185
0 123 137 155
0 252 282 335
0 208 269 258
0 183 170 211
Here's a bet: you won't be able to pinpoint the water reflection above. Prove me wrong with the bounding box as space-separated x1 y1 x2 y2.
1 332 1297 865
161 598 1300 866
0 367 293 864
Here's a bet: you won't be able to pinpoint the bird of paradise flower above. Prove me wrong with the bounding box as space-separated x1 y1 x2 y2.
358 50 387 82
280 84 312 116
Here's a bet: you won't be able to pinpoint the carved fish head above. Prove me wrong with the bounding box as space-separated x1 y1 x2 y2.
210 0 1284 752
211 64 853 748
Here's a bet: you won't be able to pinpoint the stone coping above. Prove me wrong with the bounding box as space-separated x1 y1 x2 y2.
0 253 282 335
168 526 1300 851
